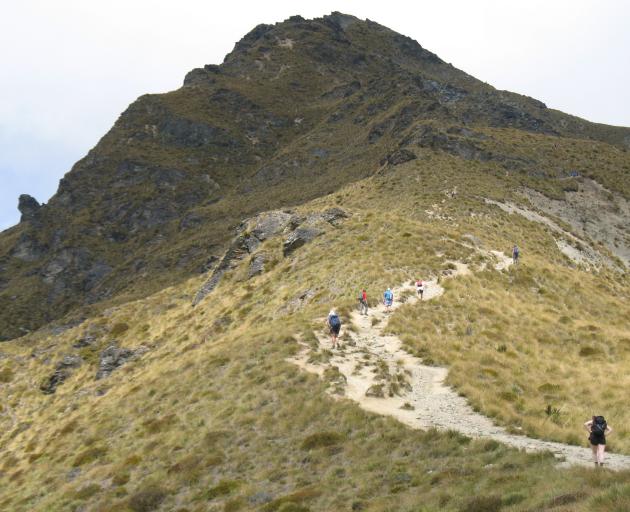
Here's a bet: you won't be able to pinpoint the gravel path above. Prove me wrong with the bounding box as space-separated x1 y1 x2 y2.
289 252 630 470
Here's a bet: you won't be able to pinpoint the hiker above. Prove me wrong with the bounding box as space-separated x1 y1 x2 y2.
326 309 342 349
358 289 368 316
584 415 613 466
415 279 424 300
512 244 520 264
383 288 394 312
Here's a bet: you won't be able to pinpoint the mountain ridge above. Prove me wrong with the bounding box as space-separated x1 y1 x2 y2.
1 11 628 340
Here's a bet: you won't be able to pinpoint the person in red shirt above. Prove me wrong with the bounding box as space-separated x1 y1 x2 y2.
358 289 368 315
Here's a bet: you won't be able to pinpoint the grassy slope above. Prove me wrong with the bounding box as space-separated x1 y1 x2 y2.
1 134 629 511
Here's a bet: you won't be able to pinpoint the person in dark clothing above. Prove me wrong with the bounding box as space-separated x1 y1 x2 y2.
326 309 341 349
584 415 613 466
512 245 520 264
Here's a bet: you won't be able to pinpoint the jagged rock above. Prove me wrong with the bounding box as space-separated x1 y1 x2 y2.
248 252 268 278
40 371 67 395
321 207 349 225
73 334 96 348
193 211 294 305
40 355 83 394
18 194 40 222
11 233 44 262
95 344 134 380
381 149 417 166
283 227 322 256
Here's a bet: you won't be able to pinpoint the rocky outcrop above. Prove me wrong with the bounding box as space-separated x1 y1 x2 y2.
248 252 268 278
95 345 135 380
381 148 417 166
193 208 349 305
40 355 83 394
283 227 323 256
18 194 41 222
192 211 295 305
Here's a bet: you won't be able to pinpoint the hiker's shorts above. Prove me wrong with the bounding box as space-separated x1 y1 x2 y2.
589 434 606 446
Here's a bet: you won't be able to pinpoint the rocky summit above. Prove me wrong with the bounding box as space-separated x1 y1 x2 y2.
1 12 629 340
1 12 630 512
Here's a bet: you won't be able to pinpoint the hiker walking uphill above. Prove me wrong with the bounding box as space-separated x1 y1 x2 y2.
512 244 520 264
585 416 613 466
358 289 368 316
326 309 342 349
383 288 394 312
415 279 424 300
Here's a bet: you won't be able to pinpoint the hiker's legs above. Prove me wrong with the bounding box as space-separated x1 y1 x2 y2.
420 291 423 300
591 444 598 464
597 444 606 464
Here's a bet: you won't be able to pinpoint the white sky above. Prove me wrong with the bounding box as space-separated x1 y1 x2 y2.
1 0 629 231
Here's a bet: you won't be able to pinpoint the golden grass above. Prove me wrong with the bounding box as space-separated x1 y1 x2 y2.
0 152 628 510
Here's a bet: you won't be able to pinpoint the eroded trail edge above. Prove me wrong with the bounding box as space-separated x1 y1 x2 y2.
288 253 630 470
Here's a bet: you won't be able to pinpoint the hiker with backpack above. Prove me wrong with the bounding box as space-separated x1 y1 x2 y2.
584 415 613 466
326 309 342 349
358 289 368 316
415 279 424 300
512 244 520 264
383 288 394 312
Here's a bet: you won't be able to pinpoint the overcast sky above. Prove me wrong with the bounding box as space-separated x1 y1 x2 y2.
1 0 628 231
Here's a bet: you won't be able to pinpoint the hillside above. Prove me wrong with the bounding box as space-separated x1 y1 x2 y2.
2 152 630 511
1 11 629 512
1 12 629 340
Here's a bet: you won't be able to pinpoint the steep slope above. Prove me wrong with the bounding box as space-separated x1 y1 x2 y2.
1 12 629 340
1 151 629 511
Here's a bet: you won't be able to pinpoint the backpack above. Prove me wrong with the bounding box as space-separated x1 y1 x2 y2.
592 416 607 435
329 314 341 329
384 291 392 301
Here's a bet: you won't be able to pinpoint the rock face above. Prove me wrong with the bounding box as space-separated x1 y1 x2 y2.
95 345 135 380
381 148 417 166
193 207 348 305
192 211 294 305
283 227 323 256
2 12 630 340
18 194 41 222
40 355 83 394
248 252 268 278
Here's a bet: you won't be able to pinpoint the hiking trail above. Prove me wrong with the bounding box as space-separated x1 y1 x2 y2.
288 251 630 470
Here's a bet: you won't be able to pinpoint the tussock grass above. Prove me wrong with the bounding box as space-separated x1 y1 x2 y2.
0 152 628 510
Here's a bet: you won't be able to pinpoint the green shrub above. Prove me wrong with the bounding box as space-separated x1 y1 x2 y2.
0 366 14 383
72 446 107 466
460 494 503 512
74 483 102 500
203 480 240 500
110 322 130 337
301 431 344 450
128 485 167 512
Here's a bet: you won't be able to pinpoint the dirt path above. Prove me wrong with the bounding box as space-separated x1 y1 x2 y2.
289 252 630 470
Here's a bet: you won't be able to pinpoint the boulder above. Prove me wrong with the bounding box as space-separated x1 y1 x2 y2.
283 227 323 256
321 207 349 225
95 345 134 380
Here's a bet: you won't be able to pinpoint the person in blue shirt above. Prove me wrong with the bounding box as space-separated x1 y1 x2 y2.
383 288 394 312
